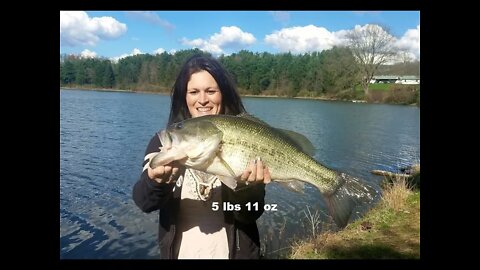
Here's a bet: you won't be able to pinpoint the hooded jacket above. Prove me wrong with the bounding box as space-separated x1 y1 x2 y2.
132 134 266 259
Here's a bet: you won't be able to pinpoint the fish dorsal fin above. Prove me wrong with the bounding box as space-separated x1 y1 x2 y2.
236 112 271 126
275 128 316 156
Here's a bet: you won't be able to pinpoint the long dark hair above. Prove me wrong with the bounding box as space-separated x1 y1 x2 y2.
167 55 246 126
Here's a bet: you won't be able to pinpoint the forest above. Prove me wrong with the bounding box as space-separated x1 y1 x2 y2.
60 47 420 100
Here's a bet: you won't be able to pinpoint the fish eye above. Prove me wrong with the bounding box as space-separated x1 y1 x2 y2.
175 122 183 129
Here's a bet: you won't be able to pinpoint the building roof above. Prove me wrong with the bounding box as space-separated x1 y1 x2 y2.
398 75 420 80
372 75 399 80
372 75 420 80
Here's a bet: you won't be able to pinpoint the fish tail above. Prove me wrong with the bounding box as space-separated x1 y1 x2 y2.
324 173 378 228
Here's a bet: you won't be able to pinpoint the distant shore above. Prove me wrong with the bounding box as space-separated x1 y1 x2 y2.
60 87 363 103
241 94 362 102
60 87 170 96
60 86 416 105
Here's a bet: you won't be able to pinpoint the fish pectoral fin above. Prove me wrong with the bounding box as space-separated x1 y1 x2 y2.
217 175 238 190
216 154 237 178
276 179 305 194
215 154 239 191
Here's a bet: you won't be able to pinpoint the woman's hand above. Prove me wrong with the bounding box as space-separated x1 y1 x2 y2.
148 161 185 184
240 157 272 185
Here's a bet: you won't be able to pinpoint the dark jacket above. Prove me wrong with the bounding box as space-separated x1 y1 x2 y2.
132 133 266 259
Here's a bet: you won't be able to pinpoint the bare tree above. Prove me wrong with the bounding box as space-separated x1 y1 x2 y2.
346 24 397 95
397 49 414 76
398 49 413 65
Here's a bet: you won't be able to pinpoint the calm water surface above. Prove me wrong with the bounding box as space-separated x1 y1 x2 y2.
60 89 420 259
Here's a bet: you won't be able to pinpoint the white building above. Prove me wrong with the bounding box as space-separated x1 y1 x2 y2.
370 75 420 85
395 76 420 85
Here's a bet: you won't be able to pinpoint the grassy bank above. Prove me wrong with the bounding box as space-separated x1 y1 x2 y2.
288 175 420 259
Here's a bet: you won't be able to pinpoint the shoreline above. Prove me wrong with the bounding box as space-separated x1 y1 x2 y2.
241 94 350 102
60 87 416 105
60 87 170 96
61 87 352 102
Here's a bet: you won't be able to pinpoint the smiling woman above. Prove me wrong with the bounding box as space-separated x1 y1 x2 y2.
132 54 272 259
167 55 245 125
186 70 223 117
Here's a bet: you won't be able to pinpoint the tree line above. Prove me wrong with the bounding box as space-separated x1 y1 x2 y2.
60 47 418 97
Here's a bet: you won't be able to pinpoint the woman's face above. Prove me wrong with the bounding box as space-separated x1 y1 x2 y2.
186 70 223 118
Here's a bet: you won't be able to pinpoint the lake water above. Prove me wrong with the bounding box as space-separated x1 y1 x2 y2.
60 89 420 259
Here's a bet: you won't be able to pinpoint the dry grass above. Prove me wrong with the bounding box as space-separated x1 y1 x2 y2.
288 172 420 259
381 174 413 211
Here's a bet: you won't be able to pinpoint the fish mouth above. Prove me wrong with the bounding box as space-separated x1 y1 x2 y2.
159 130 173 149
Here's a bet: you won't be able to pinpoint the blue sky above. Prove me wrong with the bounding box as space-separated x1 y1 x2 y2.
60 11 420 62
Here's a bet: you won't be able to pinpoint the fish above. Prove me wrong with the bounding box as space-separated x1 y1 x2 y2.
149 113 378 228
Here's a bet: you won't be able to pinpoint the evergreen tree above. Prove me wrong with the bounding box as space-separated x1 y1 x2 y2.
102 62 115 88
61 61 76 85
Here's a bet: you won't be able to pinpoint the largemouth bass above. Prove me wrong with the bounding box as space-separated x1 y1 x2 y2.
149 113 377 228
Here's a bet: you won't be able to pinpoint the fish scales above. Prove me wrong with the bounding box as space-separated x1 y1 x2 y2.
208 115 339 193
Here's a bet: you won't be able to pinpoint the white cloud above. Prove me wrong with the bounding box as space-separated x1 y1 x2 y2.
264 23 420 63
340 24 420 63
131 48 142 55
395 25 420 61
331 29 352 46
80 49 97 58
270 11 290 24
339 24 419 64
125 11 175 31
181 26 256 56
337 23 396 46
60 11 127 47
152 48 177 55
211 26 256 47
264 25 338 54
153 48 165 55
110 48 143 63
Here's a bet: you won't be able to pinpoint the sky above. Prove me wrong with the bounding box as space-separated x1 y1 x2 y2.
60 11 420 62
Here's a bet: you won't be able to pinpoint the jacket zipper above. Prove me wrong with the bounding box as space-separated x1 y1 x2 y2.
236 228 240 251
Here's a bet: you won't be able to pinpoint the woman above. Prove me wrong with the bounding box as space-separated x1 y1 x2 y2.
132 54 271 259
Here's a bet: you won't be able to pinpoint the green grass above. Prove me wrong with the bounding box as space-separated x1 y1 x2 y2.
354 83 420 91
288 176 420 259
369 83 392 91
355 83 391 91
